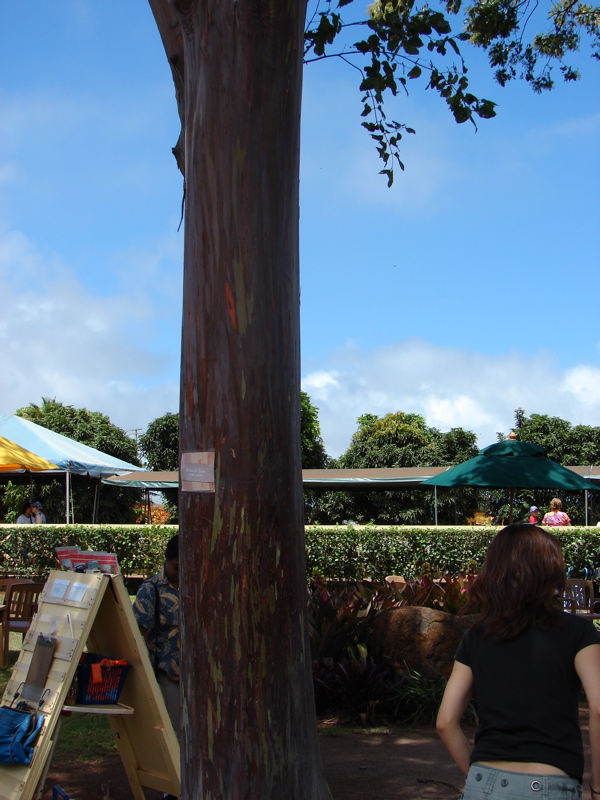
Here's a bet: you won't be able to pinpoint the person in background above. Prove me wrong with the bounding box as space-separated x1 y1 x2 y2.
542 498 572 526
31 502 47 523
528 505 540 524
133 534 180 739
436 524 600 800
16 502 34 523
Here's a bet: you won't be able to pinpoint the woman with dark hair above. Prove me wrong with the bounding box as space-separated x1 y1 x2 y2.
437 524 600 799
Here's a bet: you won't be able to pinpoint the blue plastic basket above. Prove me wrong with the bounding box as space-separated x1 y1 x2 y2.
76 656 131 705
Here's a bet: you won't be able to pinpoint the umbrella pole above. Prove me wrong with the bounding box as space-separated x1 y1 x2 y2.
434 486 438 526
586 490 589 526
509 488 514 524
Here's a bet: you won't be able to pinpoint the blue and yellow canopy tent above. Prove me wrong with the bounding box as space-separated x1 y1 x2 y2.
0 436 59 473
0 416 143 522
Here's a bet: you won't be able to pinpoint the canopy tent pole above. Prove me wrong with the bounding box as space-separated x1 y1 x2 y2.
65 472 70 524
434 486 438 525
92 482 100 524
586 490 589 526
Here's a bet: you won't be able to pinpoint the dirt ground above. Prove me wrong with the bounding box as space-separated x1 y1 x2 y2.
40 709 592 800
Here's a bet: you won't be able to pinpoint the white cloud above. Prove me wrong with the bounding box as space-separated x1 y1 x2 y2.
303 340 600 457
0 225 180 433
562 366 600 407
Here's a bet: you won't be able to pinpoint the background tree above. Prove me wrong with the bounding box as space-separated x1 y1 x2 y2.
315 411 479 523
1 398 142 524
300 392 330 523
139 411 180 471
300 392 329 469
139 411 179 516
148 0 598 796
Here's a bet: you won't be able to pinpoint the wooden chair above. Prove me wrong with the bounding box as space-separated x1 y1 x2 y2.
563 579 600 618
385 575 407 591
0 577 33 604
0 582 45 666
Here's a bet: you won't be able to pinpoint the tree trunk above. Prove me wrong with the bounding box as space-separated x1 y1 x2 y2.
148 1 330 797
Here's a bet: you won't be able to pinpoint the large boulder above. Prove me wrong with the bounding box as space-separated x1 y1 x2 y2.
370 606 477 679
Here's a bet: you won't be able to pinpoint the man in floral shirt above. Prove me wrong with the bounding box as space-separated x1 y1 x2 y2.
133 534 180 738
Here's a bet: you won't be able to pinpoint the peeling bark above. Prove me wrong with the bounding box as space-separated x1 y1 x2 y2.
148 1 330 797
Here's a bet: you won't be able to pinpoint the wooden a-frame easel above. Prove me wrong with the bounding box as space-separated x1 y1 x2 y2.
0 571 180 800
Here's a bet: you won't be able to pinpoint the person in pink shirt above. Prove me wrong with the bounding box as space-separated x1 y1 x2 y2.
542 498 571 526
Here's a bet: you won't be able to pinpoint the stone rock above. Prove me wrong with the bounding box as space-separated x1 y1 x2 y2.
369 606 478 679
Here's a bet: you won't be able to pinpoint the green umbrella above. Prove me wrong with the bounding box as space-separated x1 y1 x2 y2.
421 438 599 523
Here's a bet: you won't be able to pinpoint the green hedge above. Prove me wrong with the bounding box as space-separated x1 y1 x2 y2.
0 524 177 579
1 524 599 583
304 525 600 581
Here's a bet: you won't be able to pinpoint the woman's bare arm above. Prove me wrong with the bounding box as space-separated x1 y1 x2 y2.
436 660 474 775
575 644 600 798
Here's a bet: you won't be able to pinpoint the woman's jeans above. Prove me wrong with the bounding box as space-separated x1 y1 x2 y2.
461 764 582 800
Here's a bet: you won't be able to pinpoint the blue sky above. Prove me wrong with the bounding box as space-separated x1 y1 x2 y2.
1 1 599 458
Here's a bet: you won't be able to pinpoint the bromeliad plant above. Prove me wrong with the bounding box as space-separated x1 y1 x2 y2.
386 561 478 615
308 577 404 719
307 577 398 663
308 569 479 722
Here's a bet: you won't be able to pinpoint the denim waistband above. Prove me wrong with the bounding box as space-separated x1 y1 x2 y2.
465 764 581 799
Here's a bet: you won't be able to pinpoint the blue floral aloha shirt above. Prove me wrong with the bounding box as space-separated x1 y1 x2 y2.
133 565 180 680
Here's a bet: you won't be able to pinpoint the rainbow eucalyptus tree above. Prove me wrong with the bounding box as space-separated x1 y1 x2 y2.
147 2 327 798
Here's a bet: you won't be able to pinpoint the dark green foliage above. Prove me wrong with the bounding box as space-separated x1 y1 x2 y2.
139 412 179 471
314 657 404 720
2 399 143 524
300 392 329 469
138 411 179 513
300 392 330 522
511 408 600 465
304 0 598 183
390 664 477 724
308 580 403 720
308 580 398 662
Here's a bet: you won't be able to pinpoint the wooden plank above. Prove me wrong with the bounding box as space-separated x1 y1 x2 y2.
62 704 133 715
106 715 146 800
86 575 180 798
